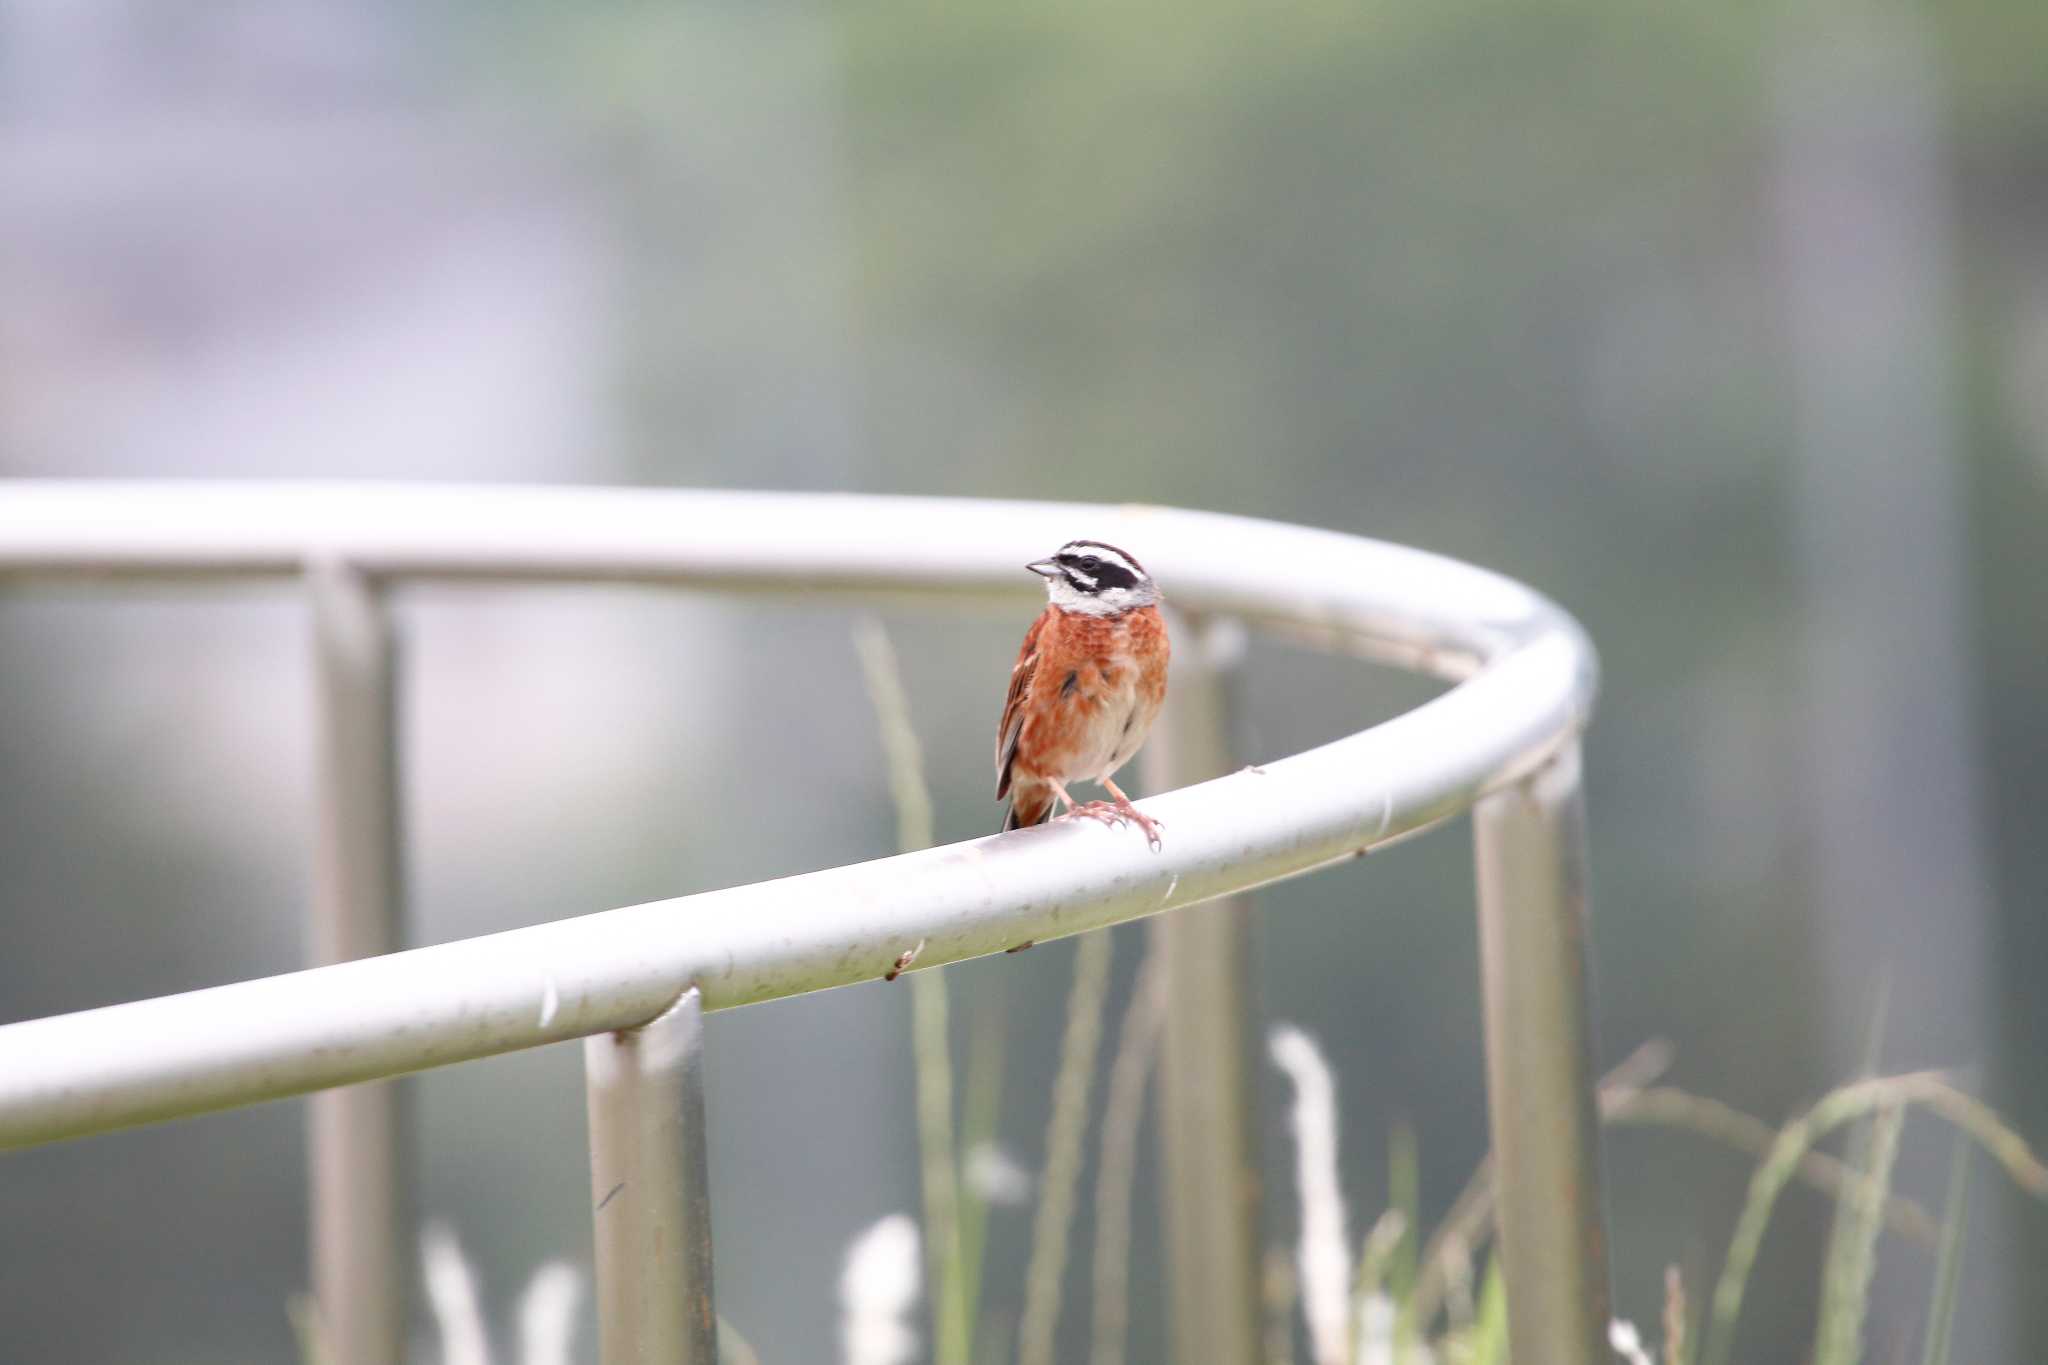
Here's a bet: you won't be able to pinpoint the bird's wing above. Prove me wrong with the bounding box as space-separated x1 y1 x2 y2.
996 609 1049 800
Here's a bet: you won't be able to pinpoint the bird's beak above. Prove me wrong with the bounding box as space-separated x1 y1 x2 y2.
1026 558 1060 578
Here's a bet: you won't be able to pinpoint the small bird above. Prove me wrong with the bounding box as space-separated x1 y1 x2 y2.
996 539 1171 847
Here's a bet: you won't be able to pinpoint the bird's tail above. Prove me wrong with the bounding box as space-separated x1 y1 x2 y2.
1003 786 1056 833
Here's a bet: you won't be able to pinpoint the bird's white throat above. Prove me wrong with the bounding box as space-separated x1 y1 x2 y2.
1046 576 1156 616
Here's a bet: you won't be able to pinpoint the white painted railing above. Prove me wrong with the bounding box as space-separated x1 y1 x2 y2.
0 483 1611 1365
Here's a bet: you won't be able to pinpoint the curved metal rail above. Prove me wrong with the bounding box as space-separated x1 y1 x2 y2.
0 482 1610 1365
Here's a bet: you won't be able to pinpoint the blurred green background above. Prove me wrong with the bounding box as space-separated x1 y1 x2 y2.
4 0 2047 1360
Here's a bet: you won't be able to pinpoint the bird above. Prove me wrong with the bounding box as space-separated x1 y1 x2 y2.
996 539 1171 848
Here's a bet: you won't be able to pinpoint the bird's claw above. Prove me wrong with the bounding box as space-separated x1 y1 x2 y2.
1066 800 1127 828
1060 799 1165 851
1128 809 1166 852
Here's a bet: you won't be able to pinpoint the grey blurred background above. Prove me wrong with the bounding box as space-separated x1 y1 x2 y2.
4 0 2047 1361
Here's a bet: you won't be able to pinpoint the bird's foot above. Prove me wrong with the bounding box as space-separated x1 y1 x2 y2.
1118 802 1165 852
1064 797 1164 850
1063 800 1129 829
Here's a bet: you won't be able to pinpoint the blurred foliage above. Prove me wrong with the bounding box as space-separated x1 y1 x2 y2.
471 0 2048 1349
6 0 2048 1359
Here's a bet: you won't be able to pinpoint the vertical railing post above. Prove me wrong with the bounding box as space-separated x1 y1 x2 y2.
307 558 408 1365
585 986 718 1365
1142 613 1263 1365
1471 741 1612 1364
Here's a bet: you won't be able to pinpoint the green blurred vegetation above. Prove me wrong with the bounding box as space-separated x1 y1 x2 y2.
6 0 2048 1358
477 0 2048 1354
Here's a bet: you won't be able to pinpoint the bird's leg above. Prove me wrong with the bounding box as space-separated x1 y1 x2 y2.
1050 778 1125 829
1099 777 1165 850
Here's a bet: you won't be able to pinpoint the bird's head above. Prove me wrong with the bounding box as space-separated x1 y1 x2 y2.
1026 540 1158 616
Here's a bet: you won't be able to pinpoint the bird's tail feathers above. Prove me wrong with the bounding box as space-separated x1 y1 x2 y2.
1002 788 1056 833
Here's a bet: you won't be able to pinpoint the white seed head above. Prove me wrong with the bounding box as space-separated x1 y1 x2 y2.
839 1214 922 1365
1270 1025 1352 1365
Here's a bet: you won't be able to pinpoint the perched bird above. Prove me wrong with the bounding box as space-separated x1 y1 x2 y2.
996 539 1171 848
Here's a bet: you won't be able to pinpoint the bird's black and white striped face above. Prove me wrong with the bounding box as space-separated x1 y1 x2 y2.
1027 540 1159 616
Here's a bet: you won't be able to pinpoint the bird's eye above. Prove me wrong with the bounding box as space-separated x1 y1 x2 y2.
1079 556 1102 572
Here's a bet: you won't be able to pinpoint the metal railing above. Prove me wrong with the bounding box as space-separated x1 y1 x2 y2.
0 482 1610 1365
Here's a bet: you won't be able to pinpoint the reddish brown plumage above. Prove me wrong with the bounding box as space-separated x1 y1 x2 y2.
996 601 1170 832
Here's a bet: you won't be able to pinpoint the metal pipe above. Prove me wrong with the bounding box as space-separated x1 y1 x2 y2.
585 987 718 1365
1471 742 1611 1364
0 627 1583 1150
0 484 1567 686
0 485 1601 1163
306 558 408 1365
1143 615 1262 1365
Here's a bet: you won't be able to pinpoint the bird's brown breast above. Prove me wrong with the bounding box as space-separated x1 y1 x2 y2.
1011 604 1169 783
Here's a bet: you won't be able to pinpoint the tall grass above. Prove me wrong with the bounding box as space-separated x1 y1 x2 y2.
853 619 972 1365
1699 1071 2048 1365
1919 1139 1972 1365
854 620 1116 1365
1662 1266 1689 1365
362 1034 2031 1365
1017 930 1115 1365
842 618 2048 1365
1090 944 1166 1365
1810 1102 1904 1365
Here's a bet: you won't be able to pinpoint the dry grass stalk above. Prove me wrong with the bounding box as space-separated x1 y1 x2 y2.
1089 943 1167 1365
1604 1088 1941 1246
852 618 971 1364
1811 1103 1905 1365
1701 1071 2048 1365
1017 930 1116 1365
1662 1265 1688 1365
1263 1246 1302 1365
1411 1039 1674 1332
